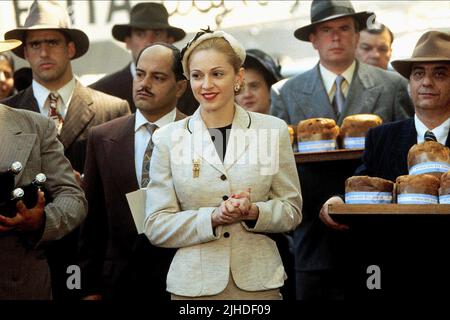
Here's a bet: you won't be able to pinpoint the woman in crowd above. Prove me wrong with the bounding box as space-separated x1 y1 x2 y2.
236 48 282 114
144 28 302 300
0 52 15 99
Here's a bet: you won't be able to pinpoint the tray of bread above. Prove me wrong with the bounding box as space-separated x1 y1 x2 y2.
329 142 450 215
290 114 381 163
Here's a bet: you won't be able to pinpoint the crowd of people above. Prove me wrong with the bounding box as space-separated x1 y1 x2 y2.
0 0 449 301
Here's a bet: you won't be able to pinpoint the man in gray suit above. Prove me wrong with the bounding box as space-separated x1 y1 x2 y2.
2 1 130 300
0 37 87 300
270 0 413 299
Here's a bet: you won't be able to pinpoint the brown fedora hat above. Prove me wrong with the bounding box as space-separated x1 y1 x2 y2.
5 0 89 60
0 39 22 54
294 0 374 42
112 3 186 43
391 31 450 79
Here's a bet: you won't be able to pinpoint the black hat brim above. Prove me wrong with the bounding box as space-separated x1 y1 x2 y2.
294 11 374 42
112 23 186 43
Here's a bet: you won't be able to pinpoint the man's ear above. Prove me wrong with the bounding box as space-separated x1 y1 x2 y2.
309 32 318 50
67 41 76 59
175 79 187 98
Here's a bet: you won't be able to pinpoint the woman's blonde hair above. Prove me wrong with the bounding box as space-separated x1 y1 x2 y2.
187 37 244 94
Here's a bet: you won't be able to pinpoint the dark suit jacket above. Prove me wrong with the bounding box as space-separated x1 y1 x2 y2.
1 81 131 172
90 64 136 113
79 110 185 300
349 118 450 298
90 63 199 116
0 105 87 300
270 61 415 272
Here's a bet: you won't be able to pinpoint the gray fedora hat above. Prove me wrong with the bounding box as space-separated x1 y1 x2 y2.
112 3 186 43
294 0 374 42
5 0 89 59
391 31 450 79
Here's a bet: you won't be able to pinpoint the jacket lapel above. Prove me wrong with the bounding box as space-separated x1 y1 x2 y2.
343 62 382 122
188 108 226 175
58 81 94 149
389 118 416 179
103 115 139 194
223 105 251 171
19 87 40 113
296 64 336 121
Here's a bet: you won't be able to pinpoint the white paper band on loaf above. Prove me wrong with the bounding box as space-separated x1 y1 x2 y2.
297 140 336 153
345 192 392 204
439 195 450 204
343 137 365 149
409 162 450 175
397 193 438 204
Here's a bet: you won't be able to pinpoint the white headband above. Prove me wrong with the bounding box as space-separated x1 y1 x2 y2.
181 30 246 80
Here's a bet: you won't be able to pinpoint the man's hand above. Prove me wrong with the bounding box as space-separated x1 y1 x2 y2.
73 170 83 187
0 190 46 232
319 196 349 231
82 294 102 300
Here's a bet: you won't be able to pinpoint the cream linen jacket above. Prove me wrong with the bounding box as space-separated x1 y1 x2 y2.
144 104 302 297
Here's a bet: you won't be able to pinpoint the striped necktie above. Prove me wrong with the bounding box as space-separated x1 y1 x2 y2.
141 123 158 188
47 92 64 135
424 130 437 142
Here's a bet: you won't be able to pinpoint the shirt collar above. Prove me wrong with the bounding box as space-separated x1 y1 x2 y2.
415 114 450 145
134 108 177 133
33 77 76 112
319 60 356 95
130 62 136 79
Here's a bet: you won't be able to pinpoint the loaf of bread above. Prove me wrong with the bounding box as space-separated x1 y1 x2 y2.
297 118 339 152
345 176 394 203
396 174 440 204
439 171 450 204
408 141 450 177
288 125 295 147
340 114 382 149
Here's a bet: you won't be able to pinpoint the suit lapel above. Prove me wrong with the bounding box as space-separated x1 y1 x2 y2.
59 81 94 149
19 87 40 113
0 108 36 182
390 118 416 179
104 115 139 194
188 109 226 174
223 105 251 171
343 62 381 122
296 64 337 121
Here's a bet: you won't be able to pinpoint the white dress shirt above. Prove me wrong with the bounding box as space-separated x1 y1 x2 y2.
415 114 450 145
319 60 356 103
33 77 76 119
134 108 177 187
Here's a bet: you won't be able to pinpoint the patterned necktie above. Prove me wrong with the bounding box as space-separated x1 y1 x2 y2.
47 92 64 135
332 75 346 118
141 123 158 188
424 130 437 142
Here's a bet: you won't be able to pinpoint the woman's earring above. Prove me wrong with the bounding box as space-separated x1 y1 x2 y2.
234 83 240 93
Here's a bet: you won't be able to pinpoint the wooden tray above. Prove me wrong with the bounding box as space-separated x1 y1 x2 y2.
329 204 450 215
295 149 363 164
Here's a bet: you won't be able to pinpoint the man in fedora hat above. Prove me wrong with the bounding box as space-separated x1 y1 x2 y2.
270 0 414 299
320 31 450 298
0 37 87 300
2 0 130 300
90 2 191 114
320 31 450 299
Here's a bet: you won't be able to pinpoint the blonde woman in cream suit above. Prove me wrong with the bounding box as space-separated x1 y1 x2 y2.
144 29 302 300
